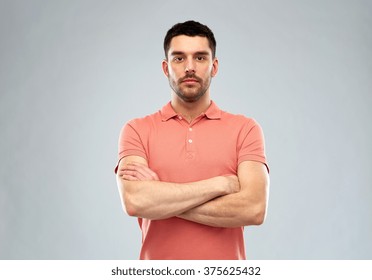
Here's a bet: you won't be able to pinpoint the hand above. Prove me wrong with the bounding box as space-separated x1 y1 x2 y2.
225 175 240 194
118 162 160 181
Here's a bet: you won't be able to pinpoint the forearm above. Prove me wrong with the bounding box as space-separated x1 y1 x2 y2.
178 191 267 228
179 161 270 228
117 176 233 220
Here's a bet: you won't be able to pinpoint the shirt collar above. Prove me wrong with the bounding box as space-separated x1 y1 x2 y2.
160 101 221 121
204 100 222 120
160 102 178 121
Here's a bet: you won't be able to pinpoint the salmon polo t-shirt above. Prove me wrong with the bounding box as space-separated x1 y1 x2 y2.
116 101 268 260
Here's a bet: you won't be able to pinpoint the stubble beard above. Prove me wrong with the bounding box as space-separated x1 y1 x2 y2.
169 75 211 103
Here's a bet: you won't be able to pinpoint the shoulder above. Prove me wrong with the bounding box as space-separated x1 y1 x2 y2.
125 110 162 130
220 110 261 129
117 110 162 141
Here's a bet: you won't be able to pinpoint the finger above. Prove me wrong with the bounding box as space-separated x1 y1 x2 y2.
131 163 159 180
122 174 139 181
122 169 148 181
123 165 151 180
125 163 159 180
127 161 147 166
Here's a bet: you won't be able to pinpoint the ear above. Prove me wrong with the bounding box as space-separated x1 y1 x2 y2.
162 59 169 77
211 57 219 77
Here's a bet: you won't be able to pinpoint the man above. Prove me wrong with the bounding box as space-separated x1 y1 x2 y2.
115 20 269 260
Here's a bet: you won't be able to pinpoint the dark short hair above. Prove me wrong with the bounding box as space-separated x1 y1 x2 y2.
163 20 216 59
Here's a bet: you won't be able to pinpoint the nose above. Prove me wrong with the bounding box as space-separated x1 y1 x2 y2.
185 59 196 74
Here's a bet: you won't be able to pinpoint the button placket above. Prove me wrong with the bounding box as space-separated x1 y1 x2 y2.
186 125 195 160
186 126 194 147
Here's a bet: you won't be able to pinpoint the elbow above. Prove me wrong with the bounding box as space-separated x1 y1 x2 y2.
122 196 137 217
122 192 144 217
252 208 266 225
243 204 267 226
123 195 164 220
117 179 142 217
254 202 268 225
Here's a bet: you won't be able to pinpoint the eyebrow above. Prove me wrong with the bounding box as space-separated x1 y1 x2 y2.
170 51 210 56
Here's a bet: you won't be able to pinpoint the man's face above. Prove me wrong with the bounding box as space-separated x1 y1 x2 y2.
162 35 218 103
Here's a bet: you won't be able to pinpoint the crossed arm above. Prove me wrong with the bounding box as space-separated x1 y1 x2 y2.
116 155 269 228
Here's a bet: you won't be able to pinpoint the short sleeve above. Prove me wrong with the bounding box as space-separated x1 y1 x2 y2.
237 118 269 172
114 121 148 173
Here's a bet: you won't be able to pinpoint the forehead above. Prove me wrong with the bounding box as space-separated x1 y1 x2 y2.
168 35 212 55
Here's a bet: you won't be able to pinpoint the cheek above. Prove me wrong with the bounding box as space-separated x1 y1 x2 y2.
167 71 179 86
200 66 214 78
168 71 177 82
170 68 184 80
167 65 177 76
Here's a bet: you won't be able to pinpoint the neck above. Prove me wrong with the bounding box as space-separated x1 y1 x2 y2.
171 93 211 123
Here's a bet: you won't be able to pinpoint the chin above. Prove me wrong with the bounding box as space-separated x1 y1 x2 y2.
178 91 204 102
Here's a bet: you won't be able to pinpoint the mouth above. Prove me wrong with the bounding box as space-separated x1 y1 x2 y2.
181 77 199 84
182 79 198 83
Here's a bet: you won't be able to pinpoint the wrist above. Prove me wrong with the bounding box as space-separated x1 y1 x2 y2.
216 176 231 195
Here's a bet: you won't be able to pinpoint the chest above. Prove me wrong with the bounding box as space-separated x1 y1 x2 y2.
143 119 241 182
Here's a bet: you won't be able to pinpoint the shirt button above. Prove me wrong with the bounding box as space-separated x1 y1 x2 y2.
178 116 182 120
189 127 193 131
188 139 193 143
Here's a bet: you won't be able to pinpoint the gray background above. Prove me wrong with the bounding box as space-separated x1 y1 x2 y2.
1 0 371 259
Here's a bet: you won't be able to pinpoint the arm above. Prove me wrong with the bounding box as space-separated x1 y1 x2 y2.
116 155 239 220
178 161 270 228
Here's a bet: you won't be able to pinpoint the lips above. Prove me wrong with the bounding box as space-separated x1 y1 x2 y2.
181 76 200 83
182 79 198 83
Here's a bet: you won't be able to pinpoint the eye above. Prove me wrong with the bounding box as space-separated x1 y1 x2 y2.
195 56 206 61
173 56 184 62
